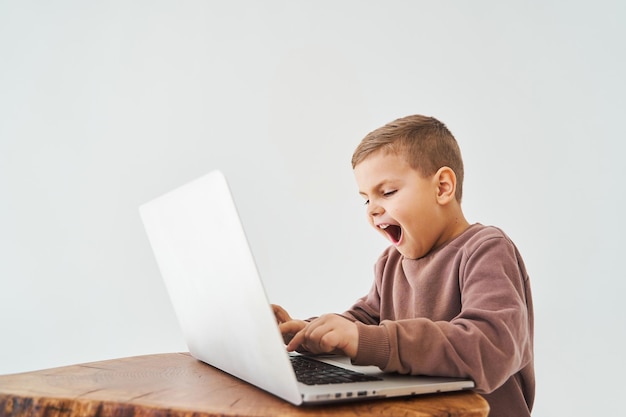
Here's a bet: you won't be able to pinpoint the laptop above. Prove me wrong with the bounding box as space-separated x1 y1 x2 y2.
139 169 474 405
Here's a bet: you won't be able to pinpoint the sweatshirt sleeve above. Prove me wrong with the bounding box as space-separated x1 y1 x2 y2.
351 235 533 394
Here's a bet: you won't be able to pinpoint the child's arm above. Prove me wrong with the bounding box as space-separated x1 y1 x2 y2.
344 233 533 395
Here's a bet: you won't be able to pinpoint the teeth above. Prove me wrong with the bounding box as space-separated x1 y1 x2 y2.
379 224 389 229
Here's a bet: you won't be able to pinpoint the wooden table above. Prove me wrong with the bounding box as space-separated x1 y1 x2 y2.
0 352 489 417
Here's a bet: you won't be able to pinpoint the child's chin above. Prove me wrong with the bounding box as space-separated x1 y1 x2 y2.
397 245 425 260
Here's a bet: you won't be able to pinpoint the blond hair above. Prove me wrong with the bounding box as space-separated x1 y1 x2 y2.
351 115 464 202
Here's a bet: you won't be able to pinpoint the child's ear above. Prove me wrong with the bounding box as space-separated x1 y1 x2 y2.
435 167 457 205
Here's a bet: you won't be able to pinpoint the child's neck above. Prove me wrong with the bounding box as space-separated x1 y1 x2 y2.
442 206 471 245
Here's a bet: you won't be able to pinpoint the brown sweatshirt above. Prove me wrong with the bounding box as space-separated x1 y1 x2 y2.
343 224 534 417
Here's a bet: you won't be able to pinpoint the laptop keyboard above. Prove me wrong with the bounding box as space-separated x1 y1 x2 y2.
290 355 383 386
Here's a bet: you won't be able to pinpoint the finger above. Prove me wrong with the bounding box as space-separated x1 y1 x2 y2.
301 315 355 355
306 324 338 353
278 320 307 346
278 320 306 336
288 322 330 354
286 328 307 352
318 329 343 353
271 304 292 324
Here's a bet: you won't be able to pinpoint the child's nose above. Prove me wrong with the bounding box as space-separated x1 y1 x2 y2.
367 200 383 217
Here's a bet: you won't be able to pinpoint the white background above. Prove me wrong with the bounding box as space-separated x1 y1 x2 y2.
1 1 625 415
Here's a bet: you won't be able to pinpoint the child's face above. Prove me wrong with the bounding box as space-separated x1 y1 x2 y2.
354 150 447 259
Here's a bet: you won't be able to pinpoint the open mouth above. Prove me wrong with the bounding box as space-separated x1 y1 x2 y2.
379 224 402 244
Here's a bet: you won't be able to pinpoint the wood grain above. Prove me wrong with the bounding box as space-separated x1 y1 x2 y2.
0 353 489 417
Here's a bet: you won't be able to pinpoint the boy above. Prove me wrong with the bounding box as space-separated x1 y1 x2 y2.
273 115 535 416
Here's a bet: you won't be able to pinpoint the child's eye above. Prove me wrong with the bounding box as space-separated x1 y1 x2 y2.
383 190 397 197
363 200 370 206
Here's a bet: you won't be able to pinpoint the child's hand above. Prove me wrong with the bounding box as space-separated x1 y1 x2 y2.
286 314 358 359
271 304 307 345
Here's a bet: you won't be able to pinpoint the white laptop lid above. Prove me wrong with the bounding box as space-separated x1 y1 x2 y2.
139 170 302 405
